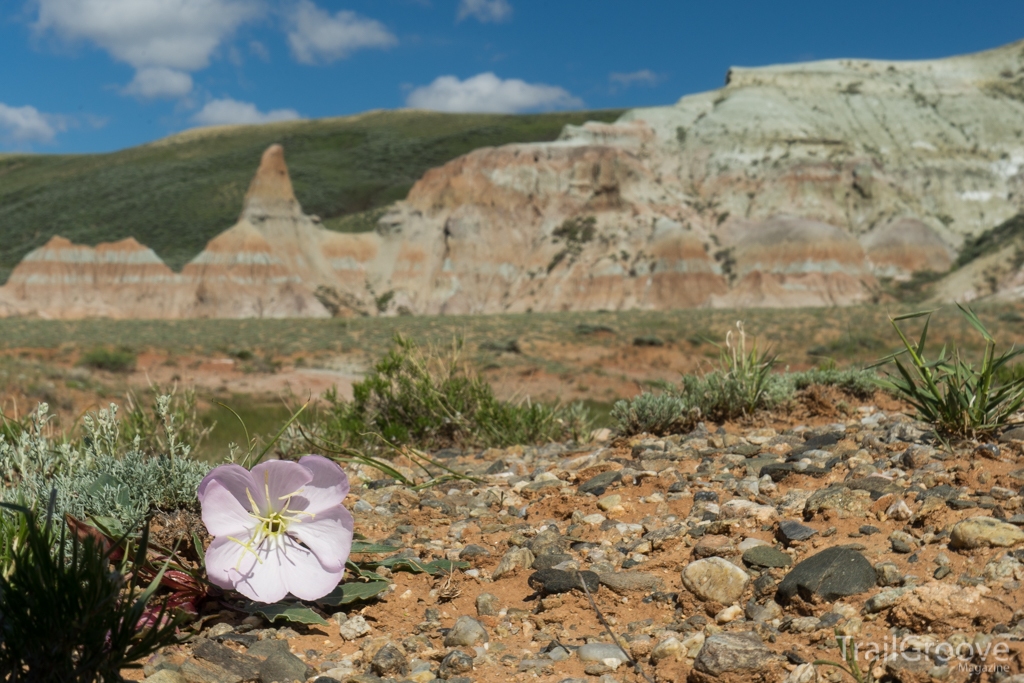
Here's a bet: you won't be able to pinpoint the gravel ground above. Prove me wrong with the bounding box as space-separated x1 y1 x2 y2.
135 398 1024 683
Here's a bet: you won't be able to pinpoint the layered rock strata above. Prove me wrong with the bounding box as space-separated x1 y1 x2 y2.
3 40 1024 317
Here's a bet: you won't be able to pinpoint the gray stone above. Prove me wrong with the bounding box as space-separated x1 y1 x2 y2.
491 547 535 580
527 529 571 556
532 552 573 570
579 471 622 496
191 639 261 681
337 614 371 641
597 571 665 594
693 632 774 675
776 520 817 544
528 568 600 595
890 531 918 554
846 476 903 500
178 659 242 683
438 650 474 679
475 592 500 617
577 643 629 665
443 616 489 647
649 637 684 664
875 562 903 587
950 517 1024 549
259 651 311 683
864 588 909 613
777 547 876 603
145 653 180 677
246 640 291 659
803 486 872 519
681 557 750 604
142 671 187 683
742 545 792 568
371 644 408 678
458 544 491 560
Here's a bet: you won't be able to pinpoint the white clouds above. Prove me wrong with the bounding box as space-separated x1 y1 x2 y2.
192 98 301 126
0 103 63 144
286 0 397 65
456 0 512 23
34 0 264 96
609 69 660 88
123 67 194 99
406 72 582 113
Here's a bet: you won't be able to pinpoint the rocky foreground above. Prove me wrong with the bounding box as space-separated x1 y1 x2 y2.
137 399 1024 683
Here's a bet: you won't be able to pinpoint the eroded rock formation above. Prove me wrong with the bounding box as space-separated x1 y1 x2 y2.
4 39 1024 317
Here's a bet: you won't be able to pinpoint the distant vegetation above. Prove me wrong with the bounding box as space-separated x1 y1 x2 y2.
0 109 624 284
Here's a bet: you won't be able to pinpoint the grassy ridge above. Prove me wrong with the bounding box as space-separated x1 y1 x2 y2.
0 109 624 284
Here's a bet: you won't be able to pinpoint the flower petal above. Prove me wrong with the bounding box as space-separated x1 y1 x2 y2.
199 480 255 537
288 504 354 571
203 535 260 595
296 455 350 514
198 464 263 514
251 460 313 514
279 535 346 601
237 535 342 602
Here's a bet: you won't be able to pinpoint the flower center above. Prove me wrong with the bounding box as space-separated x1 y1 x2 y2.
226 471 315 567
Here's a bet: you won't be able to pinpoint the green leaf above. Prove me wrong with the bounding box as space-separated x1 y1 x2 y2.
89 515 127 539
346 561 388 582
315 580 390 606
246 601 329 626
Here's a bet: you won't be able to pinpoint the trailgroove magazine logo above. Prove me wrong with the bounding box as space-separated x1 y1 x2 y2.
838 635 1012 672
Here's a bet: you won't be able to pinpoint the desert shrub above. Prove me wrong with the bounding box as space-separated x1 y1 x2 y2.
611 392 692 437
121 386 214 457
79 346 136 373
787 367 879 399
679 321 782 421
0 498 182 682
1 402 210 531
677 371 791 423
318 335 589 450
876 304 1024 437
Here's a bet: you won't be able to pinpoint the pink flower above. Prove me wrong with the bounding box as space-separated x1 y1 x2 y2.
197 455 354 603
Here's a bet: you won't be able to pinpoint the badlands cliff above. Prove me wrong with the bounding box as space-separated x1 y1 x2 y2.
3 40 1024 318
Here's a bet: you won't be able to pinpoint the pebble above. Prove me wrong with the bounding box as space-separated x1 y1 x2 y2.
742 545 792 568
336 614 370 641
491 547 535 579
577 642 629 667
579 471 622 496
597 571 664 594
681 557 750 604
141 671 186 683
649 637 684 664
259 650 311 683
444 616 489 647
439 650 474 679
776 520 817 544
949 516 1024 549
528 568 600 594
693 632 775 675
371 643 408 678
475 592 500 617
776 546 877 603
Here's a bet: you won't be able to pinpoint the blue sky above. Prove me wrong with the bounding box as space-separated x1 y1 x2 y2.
2 0 1023 153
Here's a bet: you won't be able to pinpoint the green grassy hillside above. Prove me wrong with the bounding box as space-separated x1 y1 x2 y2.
0 109 624 284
